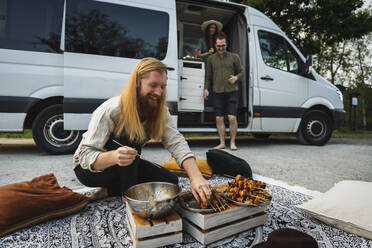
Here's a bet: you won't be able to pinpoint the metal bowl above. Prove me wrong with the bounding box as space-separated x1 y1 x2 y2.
124 182 181 219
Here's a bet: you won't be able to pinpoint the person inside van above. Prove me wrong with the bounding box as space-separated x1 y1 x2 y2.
196 20 223 60
73 57 211 206
204 33 243 151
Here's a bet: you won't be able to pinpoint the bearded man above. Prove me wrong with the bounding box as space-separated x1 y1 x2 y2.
73 57 211 206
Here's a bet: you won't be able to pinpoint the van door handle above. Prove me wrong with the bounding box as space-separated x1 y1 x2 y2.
260 75 274 81
180 76 187 80
179 97 187 101
166 67 175 71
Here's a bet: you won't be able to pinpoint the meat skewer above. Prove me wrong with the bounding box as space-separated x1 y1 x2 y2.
225 174 272 206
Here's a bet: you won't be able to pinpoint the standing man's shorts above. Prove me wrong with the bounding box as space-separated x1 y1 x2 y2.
214 91 239 116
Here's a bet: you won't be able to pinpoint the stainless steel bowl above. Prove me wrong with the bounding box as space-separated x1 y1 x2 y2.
124 182 181 219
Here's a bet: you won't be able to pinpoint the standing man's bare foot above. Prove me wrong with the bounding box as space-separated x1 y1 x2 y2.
214 143 226 149
230 144 238 151
88 188 109 201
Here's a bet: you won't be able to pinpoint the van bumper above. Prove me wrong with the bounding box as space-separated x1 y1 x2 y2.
332 109 346 130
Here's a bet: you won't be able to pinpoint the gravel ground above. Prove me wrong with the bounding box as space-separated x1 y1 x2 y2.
0 136 371 193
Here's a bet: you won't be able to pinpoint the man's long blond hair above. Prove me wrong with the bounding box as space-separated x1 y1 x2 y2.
115 58 168 143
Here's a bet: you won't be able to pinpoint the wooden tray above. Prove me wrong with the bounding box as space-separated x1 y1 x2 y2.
126 202 182 248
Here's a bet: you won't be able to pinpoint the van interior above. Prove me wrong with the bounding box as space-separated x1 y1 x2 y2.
176 0 249 128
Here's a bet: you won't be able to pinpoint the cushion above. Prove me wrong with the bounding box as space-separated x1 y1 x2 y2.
297 180 372 240
0 174 89 237
161 157 212 178
206 149 252 179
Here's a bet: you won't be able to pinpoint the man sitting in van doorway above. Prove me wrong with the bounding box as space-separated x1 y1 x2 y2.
204 33 243 151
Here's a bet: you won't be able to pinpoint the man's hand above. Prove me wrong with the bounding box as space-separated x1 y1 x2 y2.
208 48 214 55
228 75 238 84
92 146 138 171
203 89 209 100
182 157 212 208
190 175 211 208
114 146 138 166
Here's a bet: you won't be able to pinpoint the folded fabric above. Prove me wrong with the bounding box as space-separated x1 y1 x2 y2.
161 157 212 178
297 180 372 240
206 149 252 179
0 174 89 237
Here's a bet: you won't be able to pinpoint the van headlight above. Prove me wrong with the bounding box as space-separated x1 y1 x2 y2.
336 90 343 102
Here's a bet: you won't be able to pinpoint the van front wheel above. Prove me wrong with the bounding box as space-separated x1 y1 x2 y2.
298 110 332 146
32 104 82 154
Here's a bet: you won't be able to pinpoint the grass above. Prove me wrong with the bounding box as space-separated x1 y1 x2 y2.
1 128 372 139
332 129 372 139
0 129 33 138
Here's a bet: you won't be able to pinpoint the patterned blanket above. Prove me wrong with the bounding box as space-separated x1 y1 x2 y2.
1 176 371 248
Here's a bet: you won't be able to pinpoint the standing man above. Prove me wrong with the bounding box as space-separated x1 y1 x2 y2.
204 34 243 151
74 57 211 206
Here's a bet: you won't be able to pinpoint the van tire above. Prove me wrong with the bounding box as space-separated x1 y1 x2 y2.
296 127 309 145
298 110 332 146
32 104 82 154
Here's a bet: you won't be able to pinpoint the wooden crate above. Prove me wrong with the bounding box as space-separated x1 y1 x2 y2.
176 204 267 245
126 202 182 248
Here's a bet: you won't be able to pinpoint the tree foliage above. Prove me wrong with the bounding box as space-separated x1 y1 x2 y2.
231 0 372 56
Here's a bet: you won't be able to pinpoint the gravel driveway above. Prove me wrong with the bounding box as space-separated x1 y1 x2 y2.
1 137 371 193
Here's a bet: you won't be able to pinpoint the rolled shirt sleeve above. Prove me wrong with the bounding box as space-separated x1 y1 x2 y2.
161 111 194 168
73 97 120 172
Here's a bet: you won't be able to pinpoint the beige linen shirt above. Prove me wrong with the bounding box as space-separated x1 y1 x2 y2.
73 96 194 172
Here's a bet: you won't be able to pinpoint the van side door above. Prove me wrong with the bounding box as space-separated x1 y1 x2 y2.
63 0 177 130
254 28 309 132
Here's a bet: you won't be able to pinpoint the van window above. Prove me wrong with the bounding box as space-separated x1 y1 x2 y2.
258 30 302 74
66 0 169 60
0 0 64 53
182 23 203 58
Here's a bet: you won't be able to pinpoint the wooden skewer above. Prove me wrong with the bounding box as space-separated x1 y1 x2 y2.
112 139 124 147
112 139 163 169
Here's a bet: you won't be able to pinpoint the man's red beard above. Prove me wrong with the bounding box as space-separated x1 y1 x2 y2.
138 93 163 121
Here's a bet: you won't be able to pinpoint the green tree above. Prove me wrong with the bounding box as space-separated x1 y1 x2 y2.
314 41 353 85
231 0 372 56
341 34 372 129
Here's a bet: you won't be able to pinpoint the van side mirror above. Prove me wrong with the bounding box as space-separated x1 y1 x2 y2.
305 55 313 74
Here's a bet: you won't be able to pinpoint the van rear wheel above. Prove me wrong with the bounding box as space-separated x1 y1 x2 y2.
298 110 332 146
32 104 82 154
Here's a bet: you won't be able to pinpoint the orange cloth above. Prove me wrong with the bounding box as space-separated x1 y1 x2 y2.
161 157 212 178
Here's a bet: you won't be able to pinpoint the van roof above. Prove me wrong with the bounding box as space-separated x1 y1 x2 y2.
247 7 283 33
182 0 283 33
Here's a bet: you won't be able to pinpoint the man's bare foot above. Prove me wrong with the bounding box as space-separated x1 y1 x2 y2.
213 144 226 149
88 188 108 201
230 144 238 151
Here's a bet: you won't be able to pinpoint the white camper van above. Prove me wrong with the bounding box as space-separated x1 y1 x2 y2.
0 0 345 154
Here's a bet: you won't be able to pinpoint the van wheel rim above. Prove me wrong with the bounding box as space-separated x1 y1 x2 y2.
306 120 325 138
43 114 80 147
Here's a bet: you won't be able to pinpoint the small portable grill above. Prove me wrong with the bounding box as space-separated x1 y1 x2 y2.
126 202 182 248
123 182 183 247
